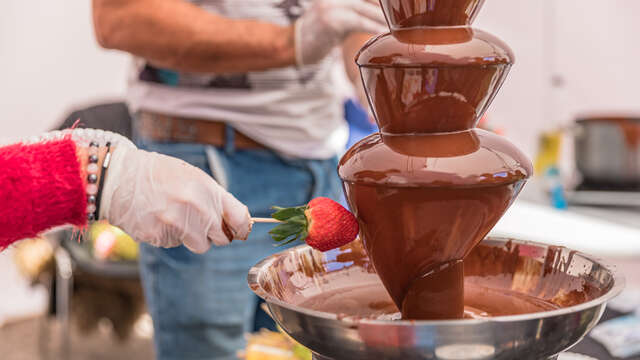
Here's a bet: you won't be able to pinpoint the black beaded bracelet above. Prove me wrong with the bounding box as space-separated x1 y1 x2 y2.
85 142 112 222
86 142 100 221
94 142 112 222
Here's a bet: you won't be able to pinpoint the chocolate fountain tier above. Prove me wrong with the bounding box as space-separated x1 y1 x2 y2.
380 0 486 29
339 130 532 319
357 28 513 133
338 129 531 187
357 28 513 65
248 238 623 360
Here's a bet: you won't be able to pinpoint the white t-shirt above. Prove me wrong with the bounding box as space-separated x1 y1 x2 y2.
126 0 350 159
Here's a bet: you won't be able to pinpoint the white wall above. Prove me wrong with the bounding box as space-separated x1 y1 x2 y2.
553 1 640 122
0 1 129 322
0 1 129 140
477 0 640 156
476 0 546 156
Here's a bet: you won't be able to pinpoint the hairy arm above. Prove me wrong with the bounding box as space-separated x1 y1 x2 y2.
92 0 296 73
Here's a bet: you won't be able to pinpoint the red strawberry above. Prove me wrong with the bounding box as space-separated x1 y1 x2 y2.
269 197 359 252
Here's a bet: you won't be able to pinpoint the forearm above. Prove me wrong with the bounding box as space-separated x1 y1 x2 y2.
93 0 296 73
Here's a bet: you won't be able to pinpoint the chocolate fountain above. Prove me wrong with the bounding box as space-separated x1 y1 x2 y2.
339 0 529 320
249 1 623 358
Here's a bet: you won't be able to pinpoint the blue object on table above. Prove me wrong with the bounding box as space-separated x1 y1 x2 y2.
545 167 569 210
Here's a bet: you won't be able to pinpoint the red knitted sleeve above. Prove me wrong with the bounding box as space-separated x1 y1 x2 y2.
0 138 87 248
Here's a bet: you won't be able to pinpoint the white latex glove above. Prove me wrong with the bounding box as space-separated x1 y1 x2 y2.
100 146 251 254
295 0 387 66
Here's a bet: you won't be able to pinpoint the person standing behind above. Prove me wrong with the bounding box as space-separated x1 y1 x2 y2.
91 1 385 359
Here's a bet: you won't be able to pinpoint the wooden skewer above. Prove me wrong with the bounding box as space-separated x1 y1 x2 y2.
251 217 282 224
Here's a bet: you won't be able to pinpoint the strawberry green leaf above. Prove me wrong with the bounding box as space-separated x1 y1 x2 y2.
299 229 308 242
269 204 313 247
271 206 307 221
270 234 289 242
277 230 304 247
277 238 299 247
269 222 303 237
286 215 308 226
272 234 298 244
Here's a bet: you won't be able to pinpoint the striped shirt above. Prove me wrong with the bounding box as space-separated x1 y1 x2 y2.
127 0 350 159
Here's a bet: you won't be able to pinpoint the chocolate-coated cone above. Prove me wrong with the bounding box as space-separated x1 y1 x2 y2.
342 175 528 319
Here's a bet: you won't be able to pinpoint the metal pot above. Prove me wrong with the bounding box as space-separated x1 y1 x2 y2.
574 116 640 185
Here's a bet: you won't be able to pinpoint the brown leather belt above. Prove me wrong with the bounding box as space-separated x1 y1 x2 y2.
137 112 266 149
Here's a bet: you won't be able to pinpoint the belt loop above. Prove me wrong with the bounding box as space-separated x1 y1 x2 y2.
224 124 236 154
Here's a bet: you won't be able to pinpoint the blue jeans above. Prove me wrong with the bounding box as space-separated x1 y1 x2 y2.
135 132 342 360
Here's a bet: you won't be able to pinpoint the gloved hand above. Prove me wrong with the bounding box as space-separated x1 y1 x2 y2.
295 0 387 66
100 146 251 254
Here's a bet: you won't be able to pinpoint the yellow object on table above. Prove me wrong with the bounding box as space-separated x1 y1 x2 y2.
242 329 311 360
89 221 139 261
534 130 563 176
13 237 54 281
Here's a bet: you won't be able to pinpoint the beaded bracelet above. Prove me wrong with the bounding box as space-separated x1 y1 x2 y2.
95 142 112 221
2 128 135 223
85 141 100 221
85 141 112 222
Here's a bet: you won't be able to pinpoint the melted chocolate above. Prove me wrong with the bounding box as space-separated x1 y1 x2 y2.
341 179 526 318
292 242 601 320
357 28 513 134
298 281 560 320
380 0 485 29
337 0 536 320
464 242 604 307
339 131 531 187
401 260 465 319
338 128 531 320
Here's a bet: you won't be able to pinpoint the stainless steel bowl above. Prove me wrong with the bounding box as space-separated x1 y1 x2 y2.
248 237 623 360
574 116 640 185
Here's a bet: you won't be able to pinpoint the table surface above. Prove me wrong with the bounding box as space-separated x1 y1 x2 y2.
520 180 640 359
573 308 639 360
519 180 639 229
